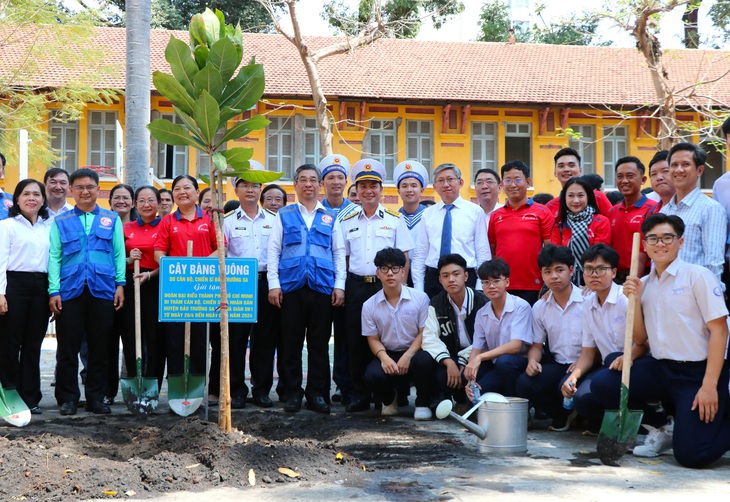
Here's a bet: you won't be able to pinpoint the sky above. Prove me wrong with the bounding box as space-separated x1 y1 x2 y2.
280 0 726 50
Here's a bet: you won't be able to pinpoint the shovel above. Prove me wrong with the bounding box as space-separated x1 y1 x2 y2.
121 260 160 416
597 232 644 466
168 241 205 416
0 383 30 427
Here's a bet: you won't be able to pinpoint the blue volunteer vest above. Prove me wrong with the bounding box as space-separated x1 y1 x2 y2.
56 207 118 301
0 191 12 220
278 205 336 295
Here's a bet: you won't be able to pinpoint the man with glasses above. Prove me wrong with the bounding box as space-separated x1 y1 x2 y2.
43 168 73 220
488 160 554 305
411 163 490 298
267 164 345 414
48 168 126 416
659 142 726 285
0 153 12 220
340 160 414 412
220 166 280 409
361 247 434 420
474 168 503 221
618 214 730 466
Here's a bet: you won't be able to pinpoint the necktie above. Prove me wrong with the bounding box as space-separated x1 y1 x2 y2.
440 204 454 256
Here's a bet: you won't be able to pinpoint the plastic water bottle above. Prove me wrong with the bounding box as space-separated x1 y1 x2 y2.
469 381 481 405
563 382 574 410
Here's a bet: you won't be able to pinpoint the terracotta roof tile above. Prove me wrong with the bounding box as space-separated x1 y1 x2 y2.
2 26 729 109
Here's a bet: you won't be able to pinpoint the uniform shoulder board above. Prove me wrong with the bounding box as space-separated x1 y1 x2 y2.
341 209 360 221
385 208 401 218
264 208 276 216
224 209 236 218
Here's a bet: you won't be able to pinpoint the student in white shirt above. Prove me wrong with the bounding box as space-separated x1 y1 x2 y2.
515 245 585 431
0 179 52 414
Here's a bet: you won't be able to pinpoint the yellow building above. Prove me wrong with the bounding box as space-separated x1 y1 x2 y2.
2 27 729 206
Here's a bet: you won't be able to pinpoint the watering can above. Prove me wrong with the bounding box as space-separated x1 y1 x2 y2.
435 393 529 454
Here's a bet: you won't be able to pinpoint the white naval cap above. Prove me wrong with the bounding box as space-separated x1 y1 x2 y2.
318 154 351 179
393 160 428 188
350 159 386 183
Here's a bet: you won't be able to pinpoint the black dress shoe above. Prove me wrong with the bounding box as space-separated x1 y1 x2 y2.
30 406 42 415
102 396 115 406
306 396 331 414
284 395 302 413
253 395 273 408
345 399 370 413
60 401 77 416
85 401 112 414
231 395 246 409
331 390 342 402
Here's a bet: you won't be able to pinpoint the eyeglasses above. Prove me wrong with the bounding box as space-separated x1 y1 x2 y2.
111 195 132 202
475 180 498 187
73 185 98 192
483 278 504 287
583 266 612 277
136 198 158 206
645 234 678 246
434 177 460 186
502 178 525 186
237 183 261 191
295 177 319 185
378 265 403 275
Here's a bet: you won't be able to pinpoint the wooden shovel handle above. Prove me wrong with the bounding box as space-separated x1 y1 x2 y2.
184 241 193 357
134 259 142 361
621 232 641 389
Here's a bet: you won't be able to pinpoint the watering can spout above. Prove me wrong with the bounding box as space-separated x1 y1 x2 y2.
435 400 487 439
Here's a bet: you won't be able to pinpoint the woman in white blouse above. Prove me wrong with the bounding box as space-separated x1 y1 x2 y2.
0 179 52 414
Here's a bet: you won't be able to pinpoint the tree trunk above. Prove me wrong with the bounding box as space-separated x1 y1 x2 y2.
301 53 334 157
125 0 152 189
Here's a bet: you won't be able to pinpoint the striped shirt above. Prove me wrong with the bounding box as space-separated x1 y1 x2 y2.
660 187 727 285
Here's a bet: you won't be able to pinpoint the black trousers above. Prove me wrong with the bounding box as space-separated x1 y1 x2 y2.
363 349 436 408
0 272 49 408
164 321 207 376
55 287 113 405
424 266 477 299
209 322 249 398
509 289 540 306
106 308 125 399
279 285 332 401
122 274 164 385
331 304 351 396
249 276 283 399
345 276 382 402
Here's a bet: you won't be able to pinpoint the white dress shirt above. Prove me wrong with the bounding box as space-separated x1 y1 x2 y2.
0 215 52 294
267 201 346 291
224 205 275 270
47 202 74 221
361 286 430 351
582 282 628 362
641 258 728 361
411 196 491 290
531 284 585 364
472 293 533 351
340 205 414 276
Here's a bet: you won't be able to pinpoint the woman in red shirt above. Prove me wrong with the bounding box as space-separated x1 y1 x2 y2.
123 186 163 389
154 175 221 381
550 177 611 285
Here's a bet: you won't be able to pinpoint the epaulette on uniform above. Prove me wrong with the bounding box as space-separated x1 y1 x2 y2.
384 208 401 218
224 210 236 218
264 208 276 216
341 209 360 221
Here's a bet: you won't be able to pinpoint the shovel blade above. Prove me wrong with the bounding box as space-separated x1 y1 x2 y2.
0 386 31 427
168 374 205 417
597 409 644 466
121 377 160 416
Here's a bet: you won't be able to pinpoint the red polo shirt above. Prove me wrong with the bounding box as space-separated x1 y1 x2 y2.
489 199 555 291
546 190 613 220
154 207 220 257
550 214 611 247
608 195 657 273
124 217 162 270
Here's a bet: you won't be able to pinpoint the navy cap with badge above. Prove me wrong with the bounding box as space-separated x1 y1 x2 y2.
318 154 351 179
234 159 264 186
393 160 428 188
350 159 386 184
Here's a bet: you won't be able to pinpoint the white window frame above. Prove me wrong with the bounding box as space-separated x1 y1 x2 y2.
569 124 596 175
367 118 398 182
602 125 628 188
156 113 189 179
406 120 433 175
50 112 79 172
505 122 532 167
471 122 498 176
87 111 117 168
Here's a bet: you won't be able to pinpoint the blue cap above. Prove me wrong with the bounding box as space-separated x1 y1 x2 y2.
393 160 428 188
318 154 350 179
350 159 386 183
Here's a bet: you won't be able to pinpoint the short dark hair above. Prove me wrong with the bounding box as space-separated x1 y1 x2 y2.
43 168 69 185
605 190 624 205
437 253 467 272
260 184 288 206
69 168 99 185
641 187 654 195
478 258 511 280
110 183 134 202
9 179 48 220
538 244 574 269
0 152 5 168
500 160 530 178
199 187 211 201
134 185 160 203
171 174 198 191
615 156 646 176
641 213 685 238
722 115 730 137
582 173 604 191
532 193 554 205
474 168 501 184
294 164 322 182
374 247 407 268
159 188 172 197
558 177 598 225
648 150 669 169
668 142 707 169
580 243 619 269
554 147 581 165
